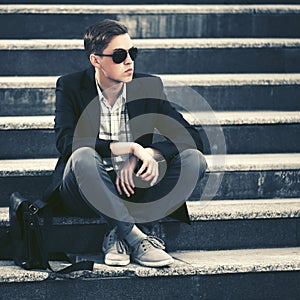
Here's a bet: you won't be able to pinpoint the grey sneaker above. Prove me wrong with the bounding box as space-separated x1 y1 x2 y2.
132 236 174 267
102 228 130 266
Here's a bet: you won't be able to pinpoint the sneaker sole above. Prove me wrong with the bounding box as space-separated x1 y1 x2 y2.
133 257 174 267
104 258 130 266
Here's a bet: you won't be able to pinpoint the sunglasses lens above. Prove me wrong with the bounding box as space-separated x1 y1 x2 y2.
112 47 138 64
129 47 138 61
112 50 127 64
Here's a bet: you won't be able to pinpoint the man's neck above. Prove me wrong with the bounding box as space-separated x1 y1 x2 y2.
95 68 123 107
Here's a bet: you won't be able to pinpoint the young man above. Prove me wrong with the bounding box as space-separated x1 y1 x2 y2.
45 19 207 267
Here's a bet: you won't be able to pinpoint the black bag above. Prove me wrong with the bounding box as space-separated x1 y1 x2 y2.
9 192 94 274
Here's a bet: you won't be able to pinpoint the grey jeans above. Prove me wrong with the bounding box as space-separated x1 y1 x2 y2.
59 147 207 239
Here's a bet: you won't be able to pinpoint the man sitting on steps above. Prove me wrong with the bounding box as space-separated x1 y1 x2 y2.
44 19 207 267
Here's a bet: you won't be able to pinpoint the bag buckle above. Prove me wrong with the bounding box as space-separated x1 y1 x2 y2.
29 204 39 215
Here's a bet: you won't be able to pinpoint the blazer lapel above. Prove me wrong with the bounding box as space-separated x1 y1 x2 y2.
80 67 98 108
79 67 100 135
126 75 147 141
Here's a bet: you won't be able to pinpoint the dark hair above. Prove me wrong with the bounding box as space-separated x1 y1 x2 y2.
84 19 128 57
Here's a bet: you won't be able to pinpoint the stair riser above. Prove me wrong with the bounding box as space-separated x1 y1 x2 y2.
0 217 299 259
170 85 300 111
195 170 300 200
0 88 55 116
1 48 300 75
1 124 299 159
201 124 300 154
2 14 300 39
0 270 300 300
164 218 300 251
2 84 300 116
0 170 299 206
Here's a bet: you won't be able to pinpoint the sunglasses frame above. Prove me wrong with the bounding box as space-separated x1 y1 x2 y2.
94 47 138 64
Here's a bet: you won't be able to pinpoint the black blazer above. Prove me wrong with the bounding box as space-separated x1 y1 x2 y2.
44 67 203 224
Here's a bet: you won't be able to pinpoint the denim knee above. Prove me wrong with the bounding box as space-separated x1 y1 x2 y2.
180 149 207 178
70 147 103 174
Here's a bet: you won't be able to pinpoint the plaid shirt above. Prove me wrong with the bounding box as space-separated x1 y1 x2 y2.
96 78 133 171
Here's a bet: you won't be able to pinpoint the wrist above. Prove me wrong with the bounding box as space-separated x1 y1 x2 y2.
145 147 163 160
130 142 137 154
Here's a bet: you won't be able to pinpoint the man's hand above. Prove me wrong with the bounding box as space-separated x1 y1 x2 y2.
116 155 138 197
131 143 159 187
110 142 160 197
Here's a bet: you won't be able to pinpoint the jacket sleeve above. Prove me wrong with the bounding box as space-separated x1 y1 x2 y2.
148 77 203 162
54 75 113 162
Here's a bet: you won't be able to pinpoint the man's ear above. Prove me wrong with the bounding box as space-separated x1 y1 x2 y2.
89 54 101 69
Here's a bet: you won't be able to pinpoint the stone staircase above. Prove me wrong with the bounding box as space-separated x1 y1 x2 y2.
1 1 300 299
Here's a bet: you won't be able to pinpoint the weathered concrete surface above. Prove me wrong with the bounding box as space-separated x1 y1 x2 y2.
1 247 300 283
0 166 299 203
1 5 300 39
1 271 300 300
1 198 299 226
2 124 300 157
188 198 300 221
206 153 300 172
1 38 300 50
0 154 299 204
1 113 300 157
2 111 300 130
1 74 300 115
1 39 300 75
1 0 300 3
2 5 300 14
0 261 48 283
1 198 300 254
1 153 300 177
0 1 299 298
2 74 300 88
172 247 300 275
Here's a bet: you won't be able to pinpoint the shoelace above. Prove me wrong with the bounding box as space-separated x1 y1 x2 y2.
115 239 129 254
142 236 166 250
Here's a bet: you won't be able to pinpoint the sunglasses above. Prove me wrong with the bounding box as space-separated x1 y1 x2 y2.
94 47 138 64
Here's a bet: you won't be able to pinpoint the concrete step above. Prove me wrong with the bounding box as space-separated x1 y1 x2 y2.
0 153 299 204
3 0 300 3
0 198 299 256
0 112 299 158
1 39 300 75
1 74 300 115
0 248 300 299
2 5 300 39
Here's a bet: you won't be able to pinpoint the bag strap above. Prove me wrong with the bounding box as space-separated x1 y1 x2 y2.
47 260 94 274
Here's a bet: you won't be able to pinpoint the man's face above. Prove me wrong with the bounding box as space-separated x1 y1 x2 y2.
97 33 135 85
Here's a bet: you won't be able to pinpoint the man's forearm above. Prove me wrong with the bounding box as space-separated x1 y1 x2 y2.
109 142 163 161
109 141 135 156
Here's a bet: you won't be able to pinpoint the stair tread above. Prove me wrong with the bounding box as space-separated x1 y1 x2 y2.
1 74 300 88
1 111 300 129
1 4 300 14
1 153 300 176
1 198 300 226
1 247 300 282
1 38 300 50
161 73 300 86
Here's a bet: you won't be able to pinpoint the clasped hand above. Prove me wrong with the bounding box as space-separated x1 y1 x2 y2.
110 142 159 197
